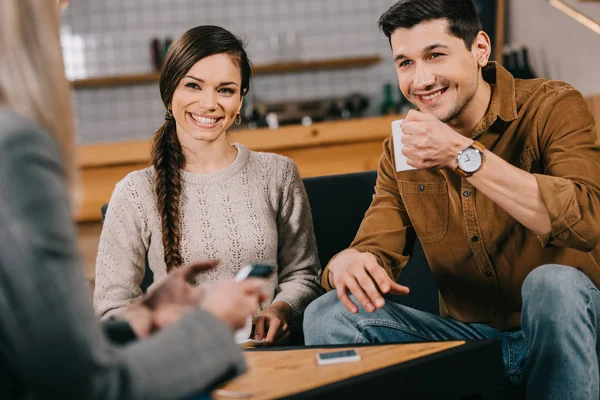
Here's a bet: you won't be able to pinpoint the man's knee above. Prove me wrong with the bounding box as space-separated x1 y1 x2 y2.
523 264 590 300
303 290 347 344
522 264 593 327
304 291 340 323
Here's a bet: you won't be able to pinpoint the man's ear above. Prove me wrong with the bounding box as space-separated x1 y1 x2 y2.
472 31 492 67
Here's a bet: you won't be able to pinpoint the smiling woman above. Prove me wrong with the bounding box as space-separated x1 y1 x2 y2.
150 26 253 271
172 53 244 150
94 25 324 346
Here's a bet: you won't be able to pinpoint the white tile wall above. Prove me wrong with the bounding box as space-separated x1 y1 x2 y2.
62 0 401 144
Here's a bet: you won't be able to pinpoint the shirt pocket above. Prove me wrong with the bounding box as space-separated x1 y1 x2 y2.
400 181 449 243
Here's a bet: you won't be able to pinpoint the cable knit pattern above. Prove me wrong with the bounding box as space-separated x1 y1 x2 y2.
94 143 323 320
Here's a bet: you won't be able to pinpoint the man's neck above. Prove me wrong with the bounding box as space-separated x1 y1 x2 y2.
447 78 492 137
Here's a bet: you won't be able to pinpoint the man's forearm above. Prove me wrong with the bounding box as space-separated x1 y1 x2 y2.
467 150 551 236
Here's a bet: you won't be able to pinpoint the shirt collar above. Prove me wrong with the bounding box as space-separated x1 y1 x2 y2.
486 61 518 122
472 61 518 137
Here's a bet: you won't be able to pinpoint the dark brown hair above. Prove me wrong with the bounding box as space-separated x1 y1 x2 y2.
378 0 482 50
151 25 252 270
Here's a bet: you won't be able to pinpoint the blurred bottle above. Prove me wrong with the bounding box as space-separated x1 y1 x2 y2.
163 37 173 63
395 87 412 115
510 49 524 79
151 38 162 71
266 112 279 130
379 83 397 115
326 100 344 120
346 93 370 118
502 45 512 72
521 47 536 79
503 45 522 78
242 94 260 129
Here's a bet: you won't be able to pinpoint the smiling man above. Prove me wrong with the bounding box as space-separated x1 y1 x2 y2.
303 0 600 397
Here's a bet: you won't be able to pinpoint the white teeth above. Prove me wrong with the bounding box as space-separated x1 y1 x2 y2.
422 90 443 101
190 113 218 125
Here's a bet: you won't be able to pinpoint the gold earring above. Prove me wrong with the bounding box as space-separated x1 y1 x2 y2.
165 104 174 120
235 113 242 125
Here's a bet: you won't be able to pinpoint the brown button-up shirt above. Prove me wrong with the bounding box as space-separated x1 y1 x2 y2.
322 62 600 331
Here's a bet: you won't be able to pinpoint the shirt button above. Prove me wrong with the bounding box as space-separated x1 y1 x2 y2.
484 271 493 278
471 235 479 243
417 185 425 192
463 190 473 197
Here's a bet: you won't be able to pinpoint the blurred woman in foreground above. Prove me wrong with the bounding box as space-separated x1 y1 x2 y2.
0 1 266 398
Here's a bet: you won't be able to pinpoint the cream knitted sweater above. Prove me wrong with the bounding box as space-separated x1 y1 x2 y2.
94 144 323 319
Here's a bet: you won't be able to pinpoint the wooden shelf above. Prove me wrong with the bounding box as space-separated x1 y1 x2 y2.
71 72 160 88
70 55 382 89
253 55 381 74
75 114 401 222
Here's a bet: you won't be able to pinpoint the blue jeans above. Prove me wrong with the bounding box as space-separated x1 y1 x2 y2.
304 264 600 399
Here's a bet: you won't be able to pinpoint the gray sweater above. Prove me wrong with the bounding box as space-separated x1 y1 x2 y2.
94 144 323 320
0 108 245 400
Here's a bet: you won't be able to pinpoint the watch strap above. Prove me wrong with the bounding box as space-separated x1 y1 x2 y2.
472 140 486 153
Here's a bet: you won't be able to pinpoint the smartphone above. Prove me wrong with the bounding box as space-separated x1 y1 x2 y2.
234 264 274 344
235 264 274 281
316 349 361 366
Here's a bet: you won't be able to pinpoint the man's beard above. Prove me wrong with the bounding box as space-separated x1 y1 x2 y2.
440 68 480 123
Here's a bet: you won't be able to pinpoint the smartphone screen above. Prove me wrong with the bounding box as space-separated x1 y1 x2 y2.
235 264 274 281
316 349 361 365
245 264 274 278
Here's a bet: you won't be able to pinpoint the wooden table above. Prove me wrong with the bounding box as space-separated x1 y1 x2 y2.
212 340 505 400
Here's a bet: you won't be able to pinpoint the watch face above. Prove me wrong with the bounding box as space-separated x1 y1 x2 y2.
458 148 482 173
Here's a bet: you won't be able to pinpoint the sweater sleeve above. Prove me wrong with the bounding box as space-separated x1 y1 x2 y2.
272 159 324 319
0 115 245 400
94 177 147 319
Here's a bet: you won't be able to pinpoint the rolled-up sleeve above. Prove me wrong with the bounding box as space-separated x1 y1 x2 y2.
535 87 600 251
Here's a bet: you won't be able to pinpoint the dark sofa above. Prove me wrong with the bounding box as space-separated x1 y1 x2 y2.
101 170 439 314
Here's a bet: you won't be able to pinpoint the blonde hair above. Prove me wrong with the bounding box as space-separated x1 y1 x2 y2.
0 0 77 190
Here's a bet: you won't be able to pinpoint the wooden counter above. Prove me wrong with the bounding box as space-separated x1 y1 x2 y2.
76 114 400 223
75 92 600 224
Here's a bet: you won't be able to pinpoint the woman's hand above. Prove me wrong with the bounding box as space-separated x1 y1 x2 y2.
202 278 268 331
125 260 218 338
253 301 293 345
